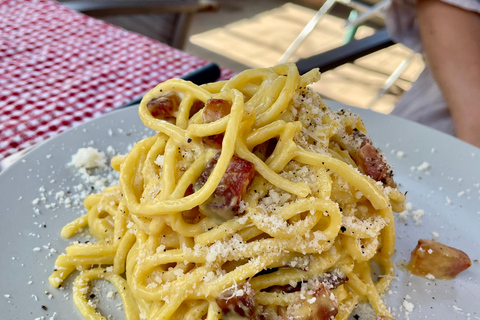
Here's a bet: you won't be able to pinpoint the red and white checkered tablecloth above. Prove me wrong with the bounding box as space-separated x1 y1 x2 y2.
0 0 235 162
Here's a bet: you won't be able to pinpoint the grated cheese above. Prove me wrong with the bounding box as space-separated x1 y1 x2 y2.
416 161 430 172
71 147 107 169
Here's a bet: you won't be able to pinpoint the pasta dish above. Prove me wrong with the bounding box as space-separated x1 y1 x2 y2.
49 63 406 319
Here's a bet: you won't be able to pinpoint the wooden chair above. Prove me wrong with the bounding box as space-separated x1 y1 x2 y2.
61 0 218 49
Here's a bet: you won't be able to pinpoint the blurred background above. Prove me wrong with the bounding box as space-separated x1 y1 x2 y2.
59 0 425 115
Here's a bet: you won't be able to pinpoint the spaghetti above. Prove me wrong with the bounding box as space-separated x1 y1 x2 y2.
50 63 405 320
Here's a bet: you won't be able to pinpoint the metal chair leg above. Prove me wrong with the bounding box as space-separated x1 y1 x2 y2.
277 0 338 64
345 0 391 28
343 9 359 44
366 53 415 109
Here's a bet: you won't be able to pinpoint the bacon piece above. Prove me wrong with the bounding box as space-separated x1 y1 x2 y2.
202 98 232 149
203 98 232 123
408 239 472 280
203 133 225 149
357 143 393 185
216 282 256 319
336 129 395 187
194 154 255 221
352 130 394 187
146 91 181 120
284 284 338 320
307 284 339 320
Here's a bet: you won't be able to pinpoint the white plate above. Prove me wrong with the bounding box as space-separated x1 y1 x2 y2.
1 102 479 320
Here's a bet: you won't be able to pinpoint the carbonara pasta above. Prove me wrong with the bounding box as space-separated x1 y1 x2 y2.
50 63 405 320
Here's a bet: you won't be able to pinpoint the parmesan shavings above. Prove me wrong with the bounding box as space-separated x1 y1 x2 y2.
71 147 107 169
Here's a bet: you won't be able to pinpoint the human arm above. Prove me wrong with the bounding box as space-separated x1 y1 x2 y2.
416 0 480 148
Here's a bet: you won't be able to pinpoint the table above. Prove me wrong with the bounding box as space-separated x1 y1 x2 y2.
0 0 234 163
1 99 479 320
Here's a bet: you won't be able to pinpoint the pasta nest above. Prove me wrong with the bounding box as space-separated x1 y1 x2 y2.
50 63 405 320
